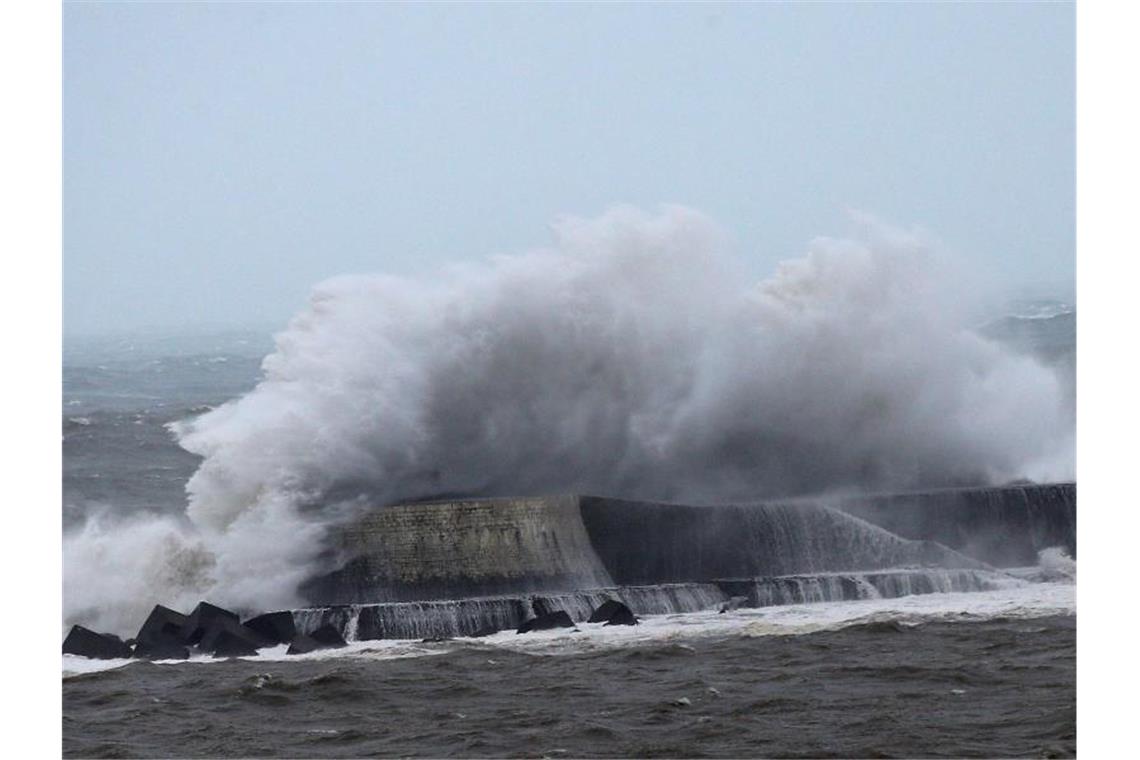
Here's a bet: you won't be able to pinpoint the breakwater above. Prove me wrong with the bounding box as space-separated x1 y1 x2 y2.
65 486 1073 651
285 484 1074 640
301 496 988 606
829 482 1076 566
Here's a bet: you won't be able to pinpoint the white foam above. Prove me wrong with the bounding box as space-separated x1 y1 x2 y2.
62 654 133 677
467 581 1074 657
1037 546 1076 581
63 581 1074 677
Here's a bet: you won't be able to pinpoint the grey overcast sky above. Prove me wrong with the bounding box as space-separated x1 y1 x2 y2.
64 1 1074 335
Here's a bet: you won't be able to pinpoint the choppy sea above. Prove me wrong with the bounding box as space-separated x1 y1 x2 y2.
64 591 1075 758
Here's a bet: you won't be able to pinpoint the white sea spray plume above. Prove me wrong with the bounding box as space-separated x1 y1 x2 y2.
64 205 1074 634
1036 547 1076 582
62 511 212 636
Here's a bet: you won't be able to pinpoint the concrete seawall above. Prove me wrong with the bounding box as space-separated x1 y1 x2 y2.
575 497 980 586
829 482 1076 566
301 495 615 605
298 488 1072 606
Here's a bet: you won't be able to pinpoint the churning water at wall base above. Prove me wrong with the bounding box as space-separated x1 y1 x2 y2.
293 583 731 641
64 577 1074 678
716 568 1016 609
291 568 1023 642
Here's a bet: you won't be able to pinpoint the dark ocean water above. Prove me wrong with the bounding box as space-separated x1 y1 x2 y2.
62 330 269 526
63 616 1075 759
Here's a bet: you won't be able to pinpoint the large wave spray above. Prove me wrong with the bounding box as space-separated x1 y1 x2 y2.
64 206 1073 634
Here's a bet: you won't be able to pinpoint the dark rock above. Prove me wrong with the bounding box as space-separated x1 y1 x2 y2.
587 599 620 623
286 635 323 655
199 618 270 658
181 601 240 646
286 624 347 655
719 596 748 614
133 640 190 660
587 599 637 625
205 631 260 658
62 625 132 660
311 624 348 647
136 605 189 648
516 610 574 634
421 636 453 643
243 611 296 646
602 605 638 627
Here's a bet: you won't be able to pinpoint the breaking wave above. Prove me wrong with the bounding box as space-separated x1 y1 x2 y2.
63 205 1074 633
1035 547 1076 582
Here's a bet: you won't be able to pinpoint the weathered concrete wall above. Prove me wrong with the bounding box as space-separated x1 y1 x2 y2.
301 495 614 605
300 484 1075 605
576 497 983 586
830 482 1076 566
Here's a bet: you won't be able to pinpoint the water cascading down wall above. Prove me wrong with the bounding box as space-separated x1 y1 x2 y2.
291 483 1074 640
828 482 1076 566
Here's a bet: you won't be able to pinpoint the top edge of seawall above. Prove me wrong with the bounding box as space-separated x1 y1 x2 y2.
385 482 1077 510
389 494 577 507
383 494 772 510
817 481 1076 502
